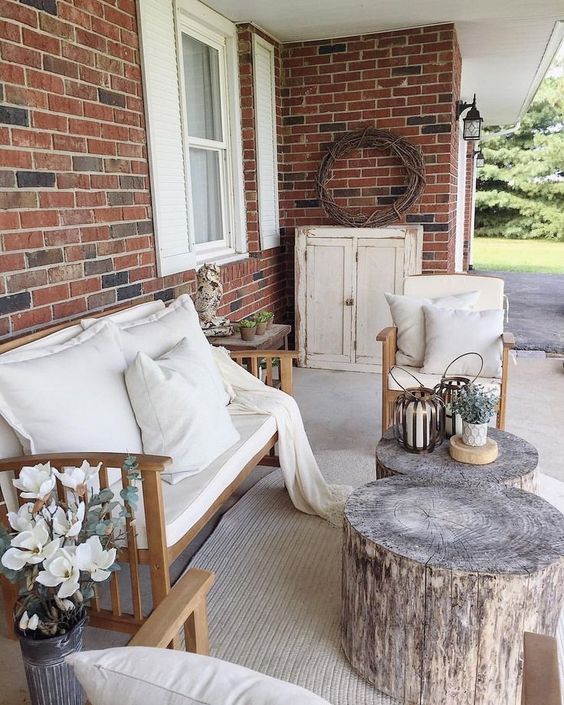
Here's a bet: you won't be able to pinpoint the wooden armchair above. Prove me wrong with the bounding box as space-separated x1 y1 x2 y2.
378 274 514 433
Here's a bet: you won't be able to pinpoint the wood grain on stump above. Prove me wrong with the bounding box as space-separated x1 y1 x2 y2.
376 427 538 492
341 478 564 705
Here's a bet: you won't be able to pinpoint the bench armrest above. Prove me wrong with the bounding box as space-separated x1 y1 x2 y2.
229 350 298 396
502 331 515 349
129 568 214 653
0 452 172 475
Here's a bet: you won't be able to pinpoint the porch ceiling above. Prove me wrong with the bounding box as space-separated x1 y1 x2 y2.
202 0 563 126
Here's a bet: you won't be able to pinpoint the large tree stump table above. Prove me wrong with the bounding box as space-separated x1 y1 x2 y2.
376 427 538 492
342 477 564 705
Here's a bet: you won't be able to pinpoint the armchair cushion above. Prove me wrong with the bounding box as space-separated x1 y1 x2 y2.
69 647 331 705
125 338 239 484
388 365 501 393
421 307 504 378
385 290 480 367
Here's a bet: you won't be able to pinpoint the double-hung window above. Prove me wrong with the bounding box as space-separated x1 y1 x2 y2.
138 0 246 275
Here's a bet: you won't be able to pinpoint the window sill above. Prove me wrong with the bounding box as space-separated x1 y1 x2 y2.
195 250 249 268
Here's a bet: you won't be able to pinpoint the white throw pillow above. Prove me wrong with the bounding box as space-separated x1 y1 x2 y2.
421 306 504 378
385 290 480 367
68 648 332 705
0 323 142 455
83 295 229 406
125 339 240 484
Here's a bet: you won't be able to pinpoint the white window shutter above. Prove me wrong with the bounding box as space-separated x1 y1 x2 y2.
137 0 195 276
252 35 280 250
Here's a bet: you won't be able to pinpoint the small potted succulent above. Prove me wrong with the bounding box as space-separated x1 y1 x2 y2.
239 318 257 341
450 383 499 447
254 312 270 336
263 311 274 330
0 458 140 705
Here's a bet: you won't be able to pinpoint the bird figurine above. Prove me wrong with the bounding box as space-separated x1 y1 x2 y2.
193 263 233 337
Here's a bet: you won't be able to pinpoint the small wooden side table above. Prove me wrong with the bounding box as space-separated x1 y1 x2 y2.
376 427 538 492
209 324 291 352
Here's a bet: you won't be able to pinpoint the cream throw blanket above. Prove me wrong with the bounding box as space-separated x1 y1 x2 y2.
212 347 352 526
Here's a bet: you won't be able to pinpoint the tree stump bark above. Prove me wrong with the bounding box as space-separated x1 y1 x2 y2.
341 478 564 705
375 427 538 492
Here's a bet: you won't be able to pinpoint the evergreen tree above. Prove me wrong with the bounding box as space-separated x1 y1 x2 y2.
475 65 564 240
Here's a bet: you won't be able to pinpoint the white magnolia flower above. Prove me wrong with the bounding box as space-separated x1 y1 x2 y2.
51 503 85 539
7 503 36 532
13 463 55 500
53 461 101 493
1 521 60 571
76 536 116 582
36 547 80 598
19 611 39 631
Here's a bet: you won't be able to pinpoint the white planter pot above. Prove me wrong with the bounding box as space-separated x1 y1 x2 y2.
462 421 488 447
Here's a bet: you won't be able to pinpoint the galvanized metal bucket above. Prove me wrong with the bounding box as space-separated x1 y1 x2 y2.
18 617 86 705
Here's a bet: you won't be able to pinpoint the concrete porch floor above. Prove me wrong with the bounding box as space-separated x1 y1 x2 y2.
0 355 563 702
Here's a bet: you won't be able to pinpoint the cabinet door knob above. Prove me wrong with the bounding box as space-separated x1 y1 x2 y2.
345 298 354 306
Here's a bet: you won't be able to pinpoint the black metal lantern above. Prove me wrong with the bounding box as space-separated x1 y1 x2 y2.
390 367 445 454
475 149 485 168
433 353 484 438
458 94 483 141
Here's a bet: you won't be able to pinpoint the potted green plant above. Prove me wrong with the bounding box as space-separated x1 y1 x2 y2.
0 458 140 705
450 383 499 447
239 318 257 342
263 311 274 330
254 312 270 336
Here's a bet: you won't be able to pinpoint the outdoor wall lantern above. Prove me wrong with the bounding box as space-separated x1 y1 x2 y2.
457 94 483 141
474 149 485 168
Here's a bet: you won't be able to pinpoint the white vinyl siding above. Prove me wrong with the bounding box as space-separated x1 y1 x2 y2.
252 34 280 250
137 0 195 276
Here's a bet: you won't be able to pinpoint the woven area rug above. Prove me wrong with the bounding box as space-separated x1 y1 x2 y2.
190 452 564 705
190 469 394 705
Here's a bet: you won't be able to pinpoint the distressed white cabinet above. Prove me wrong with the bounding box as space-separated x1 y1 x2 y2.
296 226 423 371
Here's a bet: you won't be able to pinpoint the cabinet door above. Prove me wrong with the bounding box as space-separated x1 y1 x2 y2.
355 238 404 365
305 237 354 365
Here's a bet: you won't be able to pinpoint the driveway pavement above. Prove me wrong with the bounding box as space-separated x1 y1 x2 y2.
475 270 564 354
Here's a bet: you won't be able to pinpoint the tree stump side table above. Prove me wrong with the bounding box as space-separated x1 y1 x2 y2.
342 478 564 705
376 427 538 492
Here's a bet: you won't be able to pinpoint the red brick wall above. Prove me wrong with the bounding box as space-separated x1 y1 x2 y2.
279 24 462 294
0 2 463 341
0 1 287 340
463 139 475 270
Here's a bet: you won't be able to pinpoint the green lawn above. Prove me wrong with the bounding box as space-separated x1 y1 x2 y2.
473 237 564 274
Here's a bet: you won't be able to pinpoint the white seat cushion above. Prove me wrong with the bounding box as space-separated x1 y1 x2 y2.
113 412 277 549
388 365 501 393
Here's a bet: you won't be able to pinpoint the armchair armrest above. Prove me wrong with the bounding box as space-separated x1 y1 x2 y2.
376 326 397 343
502 331 515 349
522 632 561 705
129 568 214 653
229 350 298 396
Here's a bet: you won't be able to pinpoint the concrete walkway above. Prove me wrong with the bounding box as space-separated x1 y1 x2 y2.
476 270 564 353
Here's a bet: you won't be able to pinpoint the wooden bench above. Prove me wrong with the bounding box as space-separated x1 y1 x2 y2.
0 301 297 638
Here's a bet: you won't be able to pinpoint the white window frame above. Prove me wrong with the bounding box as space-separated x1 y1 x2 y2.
176 0 247 265
252 34 280 250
